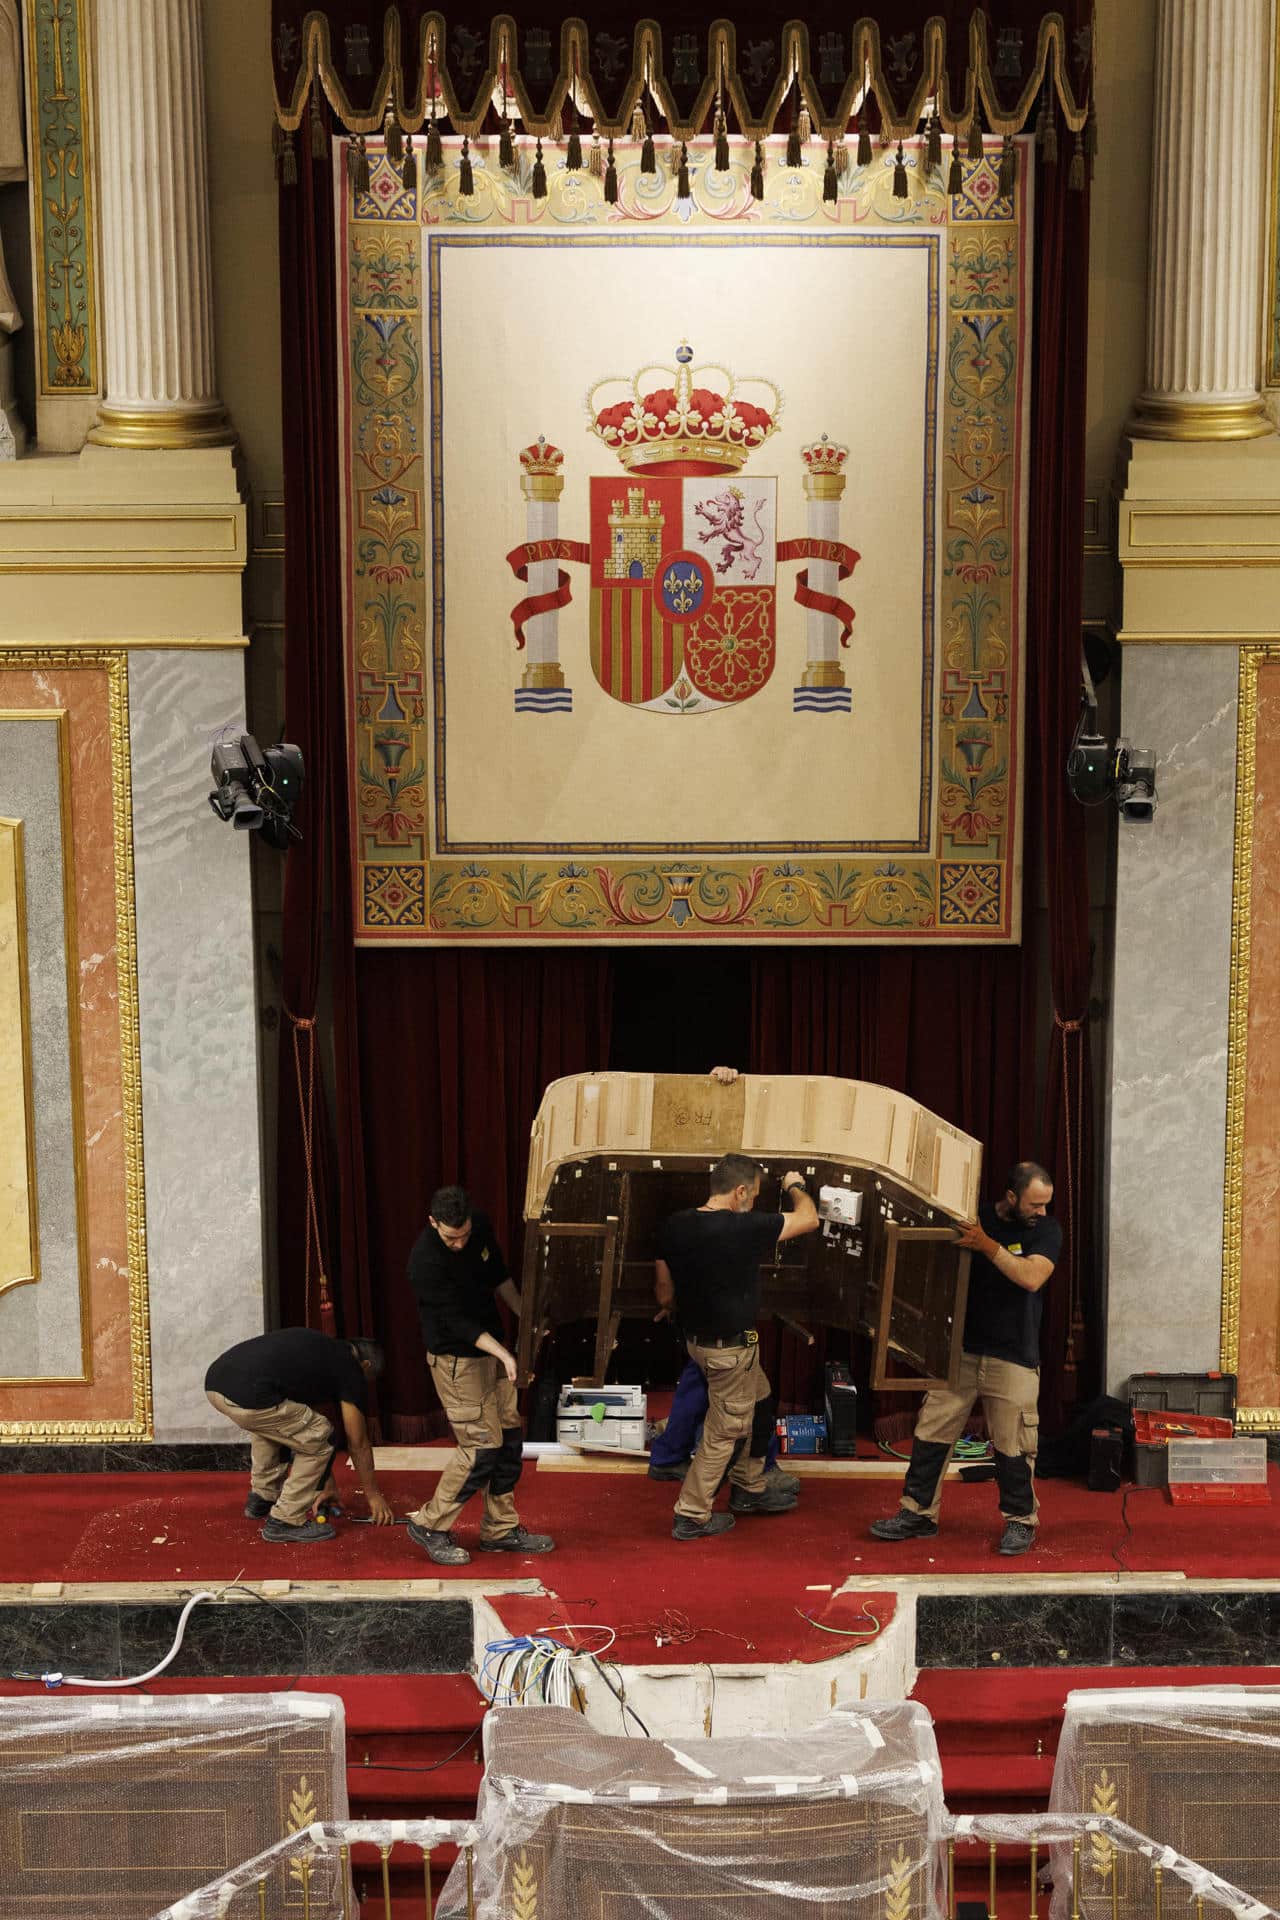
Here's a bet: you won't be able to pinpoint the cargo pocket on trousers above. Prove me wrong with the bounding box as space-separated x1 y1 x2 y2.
707 1352 757 1434
450 1403 490 1449
1017 1412 1039 1461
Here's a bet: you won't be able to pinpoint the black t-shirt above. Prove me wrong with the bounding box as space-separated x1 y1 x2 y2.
408 1210 510 1357
656 1208 786 1340
205 1328 368 1413
962 1201 1063 1370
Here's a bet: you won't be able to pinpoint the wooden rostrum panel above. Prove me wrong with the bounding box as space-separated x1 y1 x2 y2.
1065 1707 1280 1919
0 1694 346 1919
518 1073 981 1392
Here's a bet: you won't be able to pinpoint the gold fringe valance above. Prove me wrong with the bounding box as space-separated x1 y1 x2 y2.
271 9 1094 147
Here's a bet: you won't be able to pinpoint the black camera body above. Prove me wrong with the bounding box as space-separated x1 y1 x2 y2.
209 735 304 850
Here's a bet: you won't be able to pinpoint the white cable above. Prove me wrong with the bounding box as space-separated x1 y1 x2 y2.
44 1590 219 1690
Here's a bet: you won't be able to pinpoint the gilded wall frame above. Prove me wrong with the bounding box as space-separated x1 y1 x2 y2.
1221 642 1280 1429
0 650 151 1440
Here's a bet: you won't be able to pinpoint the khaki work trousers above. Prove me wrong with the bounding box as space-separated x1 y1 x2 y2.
674 1338 770 1524
206 1390 336 1527
410 1353 523 1540
899 1351 1040 1528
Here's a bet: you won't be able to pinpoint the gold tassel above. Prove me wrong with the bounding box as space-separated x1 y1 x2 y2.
353 135 370 195
798 103 811 144
786 98 801 167
823 139 837 201
857 111 872 167
385 112 403 167
947 127 963 195
1038 78 1058 164
968 101 984 160
281 127 297 186
499 117 514 170
458 135 474 196
998 132 1015 198
588 129 603 176
532 136 547 197
640 121 655 173
714 109 729 172
309 95 325 160
926 112 942 173
837 137 851 177
604 136 618 202
566 109 582 170
401 134 416 192
1069 129 1085 191
751 139 764 199
668 140 682 176
892 141 908 197
631 101 647 143
426 118 442 173
677 140 690 198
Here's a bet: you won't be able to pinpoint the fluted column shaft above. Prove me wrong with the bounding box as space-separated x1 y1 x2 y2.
90 0 232 447
1133 0 1271 440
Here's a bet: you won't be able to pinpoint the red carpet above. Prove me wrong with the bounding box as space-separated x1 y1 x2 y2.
7 1465 1280 1668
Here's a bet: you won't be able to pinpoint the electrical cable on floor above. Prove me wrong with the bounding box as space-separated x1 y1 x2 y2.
794 1603 883 1640
7 1582 308 1693
1110 1486 1136 1573
615 1607 756 1652
355 1723 485 1773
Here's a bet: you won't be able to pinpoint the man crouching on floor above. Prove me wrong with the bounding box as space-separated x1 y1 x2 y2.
206 1327 394 1542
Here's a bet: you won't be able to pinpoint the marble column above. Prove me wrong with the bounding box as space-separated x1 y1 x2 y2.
1130 0 1271 440
89 0 234 448
1103 647 1239 1391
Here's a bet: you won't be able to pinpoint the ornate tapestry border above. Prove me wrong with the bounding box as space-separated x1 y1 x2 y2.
22 0 100 397
1221 642 1280 1431
341 138 1030 943
0 650 151 1441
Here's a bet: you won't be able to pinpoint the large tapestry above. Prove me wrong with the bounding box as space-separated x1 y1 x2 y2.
338 136 1032 943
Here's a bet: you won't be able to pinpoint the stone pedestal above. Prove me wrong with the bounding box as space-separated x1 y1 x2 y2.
1130 0 1271 441
90 0 233 448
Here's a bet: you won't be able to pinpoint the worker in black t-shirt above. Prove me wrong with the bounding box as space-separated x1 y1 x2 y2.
656 1153 820 1541
205 1328 394 1543
870 1160 1063 1557
404 1184 554 1568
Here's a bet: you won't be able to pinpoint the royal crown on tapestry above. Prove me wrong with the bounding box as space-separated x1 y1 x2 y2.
588 342 781 475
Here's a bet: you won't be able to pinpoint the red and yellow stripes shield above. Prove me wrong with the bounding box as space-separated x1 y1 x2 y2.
589 585 685 706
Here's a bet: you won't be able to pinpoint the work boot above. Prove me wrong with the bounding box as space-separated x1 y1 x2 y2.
868 1510 938 1542
647 1460 689 1482
998 1520 1036 1556
407 1521 471 1565
244 1493 273 1519
260 1517 335 1544
477 1527 556 1555
672 1513 736 1541
729 1481 798 1515
766 1463 801 1494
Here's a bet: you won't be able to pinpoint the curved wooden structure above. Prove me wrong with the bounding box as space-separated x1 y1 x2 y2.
519 1072 982 1393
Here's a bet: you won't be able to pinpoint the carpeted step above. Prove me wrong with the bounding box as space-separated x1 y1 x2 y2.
347 1757 485 1812
939 1754 1056 1805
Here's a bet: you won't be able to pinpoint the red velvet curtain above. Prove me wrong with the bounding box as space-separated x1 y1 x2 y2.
276 108 1094 1436
277 117 374 1351
356 951 613 1435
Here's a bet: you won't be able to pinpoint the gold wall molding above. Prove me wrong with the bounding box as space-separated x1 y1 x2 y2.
251 497 286 558
1115 631 1278 644
0 818 39 1297
0 651 151 1440
0 635 251 652
1221 642 1280 1430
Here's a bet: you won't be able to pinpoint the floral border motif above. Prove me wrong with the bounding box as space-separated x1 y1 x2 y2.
24 0 99 395
342 140 1028 943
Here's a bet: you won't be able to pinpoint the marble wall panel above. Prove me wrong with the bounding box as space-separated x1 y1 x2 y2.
1104 646 1239 1392
0 712 84 1377
1231 654 1280 1422
0 658 143 1437
128 650 263 1441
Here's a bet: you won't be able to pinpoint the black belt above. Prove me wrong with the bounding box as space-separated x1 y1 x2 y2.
691 1330 758 1350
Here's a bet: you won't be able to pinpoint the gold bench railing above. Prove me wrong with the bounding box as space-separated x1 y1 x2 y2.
149 1817 479 1920
944 1812 1277 1920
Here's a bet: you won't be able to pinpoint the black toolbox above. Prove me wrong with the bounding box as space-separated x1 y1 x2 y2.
1127 1371 1237 1488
